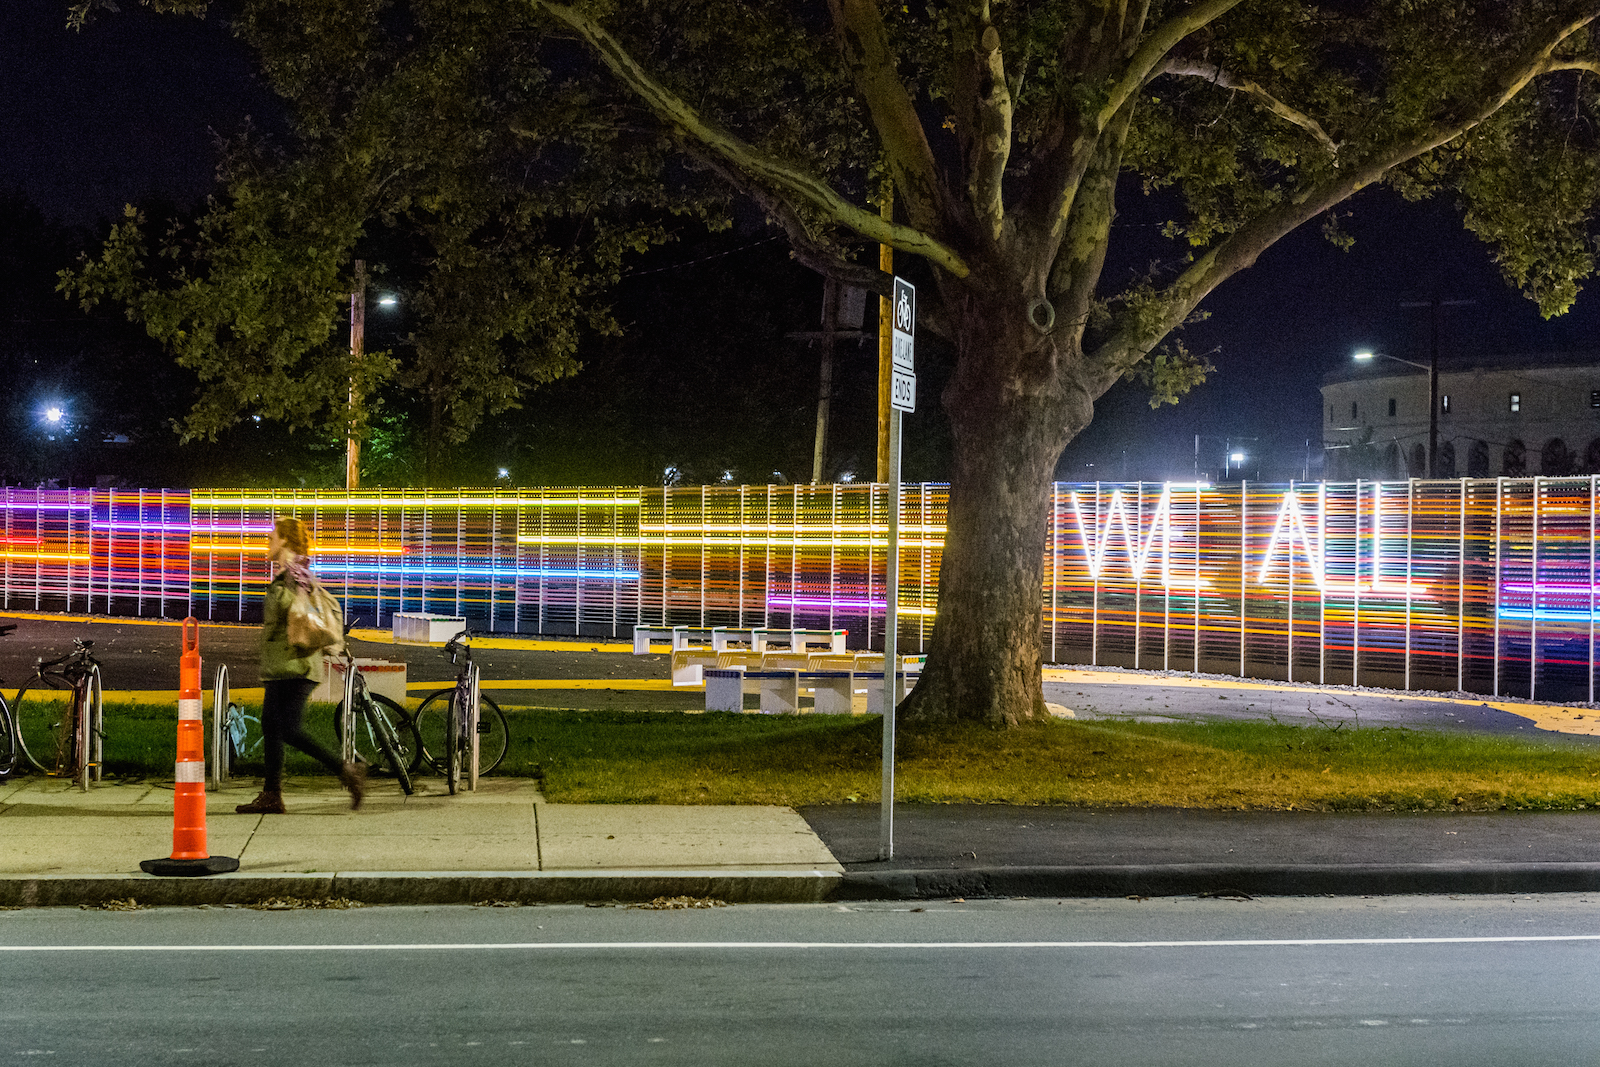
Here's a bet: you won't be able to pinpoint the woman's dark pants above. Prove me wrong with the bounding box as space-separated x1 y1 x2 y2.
261 677 343 790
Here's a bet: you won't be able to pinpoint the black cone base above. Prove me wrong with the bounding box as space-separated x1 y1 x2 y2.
140 856 240 877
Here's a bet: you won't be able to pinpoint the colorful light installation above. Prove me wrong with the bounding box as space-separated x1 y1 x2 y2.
1 479 1599 700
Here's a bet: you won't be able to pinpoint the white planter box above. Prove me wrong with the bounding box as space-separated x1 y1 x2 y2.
314 658 408 707
392 612 468 645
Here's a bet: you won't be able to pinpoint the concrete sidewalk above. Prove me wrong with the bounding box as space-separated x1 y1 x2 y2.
0 775 842 907
9 773 1600 905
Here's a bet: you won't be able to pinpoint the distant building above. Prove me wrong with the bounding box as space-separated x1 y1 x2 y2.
1321 351 1600 479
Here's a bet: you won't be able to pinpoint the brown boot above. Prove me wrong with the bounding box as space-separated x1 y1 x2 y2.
235 789 286 814
339 761 366 811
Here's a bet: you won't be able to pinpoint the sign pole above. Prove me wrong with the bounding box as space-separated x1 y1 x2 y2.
879 276 915 862
880 406 901 860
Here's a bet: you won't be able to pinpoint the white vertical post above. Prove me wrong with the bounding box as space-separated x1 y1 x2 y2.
340 660 356 766
1287 481 1295 684
1193 482 1201 675
1353 480 1363 687
1493 478 1504 697
1457 479 1467 695
1091 482 1100 666
1530 477 1540 702
879 408 902 861
1318 481 1327 686
1404 479 1414 691
1134 481 1143 670
1239 481 1247 679
1163 481 1171 672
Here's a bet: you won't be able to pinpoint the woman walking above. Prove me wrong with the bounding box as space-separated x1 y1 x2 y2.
235 516 365 814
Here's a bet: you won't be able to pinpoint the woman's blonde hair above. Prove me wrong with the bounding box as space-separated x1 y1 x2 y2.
273 515 311 557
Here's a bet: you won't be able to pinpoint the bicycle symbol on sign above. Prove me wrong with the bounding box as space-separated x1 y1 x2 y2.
895 289 913 332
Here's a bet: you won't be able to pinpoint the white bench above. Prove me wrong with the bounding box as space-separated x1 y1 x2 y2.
702 662 920 714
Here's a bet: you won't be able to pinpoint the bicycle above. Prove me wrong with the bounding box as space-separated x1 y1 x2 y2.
330 627 418 795
0 625 18 779
410 629 508 792
11 633 104 789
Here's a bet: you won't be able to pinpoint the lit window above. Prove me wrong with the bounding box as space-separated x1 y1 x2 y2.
1591 390 1600 409
1440 394 1451 414
1388 398 1397 417
1510 393 1521 413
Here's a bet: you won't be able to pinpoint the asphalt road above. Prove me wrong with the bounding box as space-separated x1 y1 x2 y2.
5 896 1600 1065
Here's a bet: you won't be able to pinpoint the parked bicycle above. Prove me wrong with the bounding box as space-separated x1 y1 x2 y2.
411 629 508 792
9 632 104 789
330 623 418 795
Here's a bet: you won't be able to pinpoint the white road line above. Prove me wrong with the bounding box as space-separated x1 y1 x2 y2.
3 935 1600 952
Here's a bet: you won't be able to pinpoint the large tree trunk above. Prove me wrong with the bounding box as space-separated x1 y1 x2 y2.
898 286 1093 725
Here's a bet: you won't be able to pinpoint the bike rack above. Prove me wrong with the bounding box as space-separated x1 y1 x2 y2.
77 663 103 792
467 662 481 791
340 658 357 766
210 664 230 789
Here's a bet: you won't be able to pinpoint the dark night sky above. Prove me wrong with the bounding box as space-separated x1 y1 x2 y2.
0 0 278 228
6 0 1599 484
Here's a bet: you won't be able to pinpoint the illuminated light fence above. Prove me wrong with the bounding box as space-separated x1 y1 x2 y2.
1 480 1599 701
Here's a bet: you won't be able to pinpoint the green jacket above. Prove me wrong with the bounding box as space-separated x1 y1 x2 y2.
260 573 326 681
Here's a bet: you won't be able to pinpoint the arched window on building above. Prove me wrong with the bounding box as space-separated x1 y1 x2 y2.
1503 439 1527 476
1408 443 1427 477
1383 441 1402 480
1584 438 1600 475
1542 438 1576 476
1468 440 1490 478
1438 441 1457 478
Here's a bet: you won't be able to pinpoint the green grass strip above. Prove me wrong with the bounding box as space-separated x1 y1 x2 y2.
63 703 1600 812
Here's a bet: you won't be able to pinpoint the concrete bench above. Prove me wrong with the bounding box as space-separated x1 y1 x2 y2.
757 628 847 654
634 625 720 656
704 669 809 714
702 667 915 714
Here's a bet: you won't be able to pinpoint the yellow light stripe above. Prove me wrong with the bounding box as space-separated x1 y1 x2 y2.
404 678 686 692
0 552 91 563
190 543 407 555
195 495 641 508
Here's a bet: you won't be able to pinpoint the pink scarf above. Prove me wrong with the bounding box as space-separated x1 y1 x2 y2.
281 553 314 593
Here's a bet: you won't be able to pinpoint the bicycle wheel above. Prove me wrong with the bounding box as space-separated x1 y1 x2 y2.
334 693 419 777
14 675 75 775
0 697 17 779
445 707 461 794
412 690 508 776
363 700 413 796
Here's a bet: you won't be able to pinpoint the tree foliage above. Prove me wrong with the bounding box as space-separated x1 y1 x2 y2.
65 0 1600 723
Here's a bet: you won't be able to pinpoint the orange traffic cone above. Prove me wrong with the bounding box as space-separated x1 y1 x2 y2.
141 618 238 876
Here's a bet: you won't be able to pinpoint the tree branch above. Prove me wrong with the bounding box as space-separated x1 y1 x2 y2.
826 0 951 238
689 148 894 297
536 1 969 278
950 6 1013 244
1162 58 1340 158
1085 1 1600 375
1098 0 1248 132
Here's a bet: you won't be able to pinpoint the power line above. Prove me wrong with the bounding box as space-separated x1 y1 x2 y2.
623 235 786 278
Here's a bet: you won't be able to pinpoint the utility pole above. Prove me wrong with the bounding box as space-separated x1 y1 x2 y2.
811 278 838 483
1399 296 1472 478
876 186 893 483
347 259 365 491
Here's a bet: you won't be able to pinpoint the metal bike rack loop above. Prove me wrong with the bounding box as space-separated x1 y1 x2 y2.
210 664 230 789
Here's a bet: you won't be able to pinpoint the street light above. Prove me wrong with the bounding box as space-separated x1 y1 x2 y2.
1354 347 1437 477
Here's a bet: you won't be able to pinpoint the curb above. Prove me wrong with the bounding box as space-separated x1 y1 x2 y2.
0 871 842 908
836 863 1600 900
